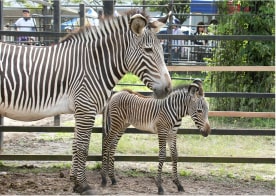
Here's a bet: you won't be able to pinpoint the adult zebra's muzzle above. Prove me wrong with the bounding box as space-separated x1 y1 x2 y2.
152 85 172 99
152 73 172 99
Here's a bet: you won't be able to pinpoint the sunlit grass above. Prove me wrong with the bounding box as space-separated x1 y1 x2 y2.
35 73 275 182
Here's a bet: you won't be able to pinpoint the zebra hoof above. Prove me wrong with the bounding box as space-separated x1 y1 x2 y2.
158 187 164 195
111 178 117 185
101 177 107 187
178 185 184 192
73 183 94 194
81 189 97 195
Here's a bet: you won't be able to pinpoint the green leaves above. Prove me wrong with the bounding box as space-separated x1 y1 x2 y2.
206 0 275 114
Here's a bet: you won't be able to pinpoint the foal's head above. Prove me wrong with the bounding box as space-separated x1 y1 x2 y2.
187 82 211 137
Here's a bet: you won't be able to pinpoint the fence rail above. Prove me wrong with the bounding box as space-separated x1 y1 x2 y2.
168 66 275 72
0 126 274 164
0 154 274 164
0 126 274 136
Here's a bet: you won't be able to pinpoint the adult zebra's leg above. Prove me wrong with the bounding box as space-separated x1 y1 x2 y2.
155 132 167 195
168 132 184 192
70 107 97 194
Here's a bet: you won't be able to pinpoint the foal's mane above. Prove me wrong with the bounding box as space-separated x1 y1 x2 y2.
172 83 204 97
172 85 189 92
122 89 150 98
60 9 149 43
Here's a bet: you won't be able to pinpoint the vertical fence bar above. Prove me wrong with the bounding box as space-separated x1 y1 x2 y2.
42 2 50 32
53 0 60 42
54 115 60 126
0 0 3 42
79 4 85 28
167 0 173 66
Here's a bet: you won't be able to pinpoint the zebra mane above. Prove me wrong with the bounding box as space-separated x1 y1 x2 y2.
60 9 149 43
172 83 204 97
172 85 189 93
121 89 150 98
60 25 93 42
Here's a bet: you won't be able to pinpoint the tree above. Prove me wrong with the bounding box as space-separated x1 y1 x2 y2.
205 0 275 114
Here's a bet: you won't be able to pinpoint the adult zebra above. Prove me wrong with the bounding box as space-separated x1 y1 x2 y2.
0 10 172 194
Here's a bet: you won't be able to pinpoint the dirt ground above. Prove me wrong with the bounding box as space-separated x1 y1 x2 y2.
0 115 275 195
0 167 274 195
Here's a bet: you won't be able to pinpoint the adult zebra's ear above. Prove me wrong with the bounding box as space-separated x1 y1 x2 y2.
188 83 200 99
130 14 147 36
149 11 171 33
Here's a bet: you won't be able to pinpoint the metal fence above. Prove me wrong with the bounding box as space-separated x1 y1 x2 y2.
0 2 275 164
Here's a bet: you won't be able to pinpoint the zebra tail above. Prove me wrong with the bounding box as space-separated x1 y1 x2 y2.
102 104 110 137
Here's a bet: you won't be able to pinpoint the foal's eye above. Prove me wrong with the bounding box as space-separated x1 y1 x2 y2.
144 47 153 53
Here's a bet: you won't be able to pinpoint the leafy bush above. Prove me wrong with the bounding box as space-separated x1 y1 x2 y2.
205 1 275 114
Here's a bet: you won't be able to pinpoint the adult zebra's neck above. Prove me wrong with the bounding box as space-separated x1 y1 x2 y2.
63 15 130 87
58 15 131 111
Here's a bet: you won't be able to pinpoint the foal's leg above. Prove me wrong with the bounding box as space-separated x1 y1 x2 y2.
155 132 167 195
101 132 111 187
168 131 184 192
108 125 129 185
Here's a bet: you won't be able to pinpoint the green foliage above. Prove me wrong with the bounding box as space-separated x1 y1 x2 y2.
205 0 275 113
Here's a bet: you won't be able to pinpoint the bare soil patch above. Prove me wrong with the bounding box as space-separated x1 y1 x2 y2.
0 167 274 195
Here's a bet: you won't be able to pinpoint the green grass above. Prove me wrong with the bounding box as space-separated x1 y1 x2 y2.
39 112 274 161
34 73 274 182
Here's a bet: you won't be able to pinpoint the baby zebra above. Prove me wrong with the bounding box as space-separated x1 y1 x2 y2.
101 80 211 194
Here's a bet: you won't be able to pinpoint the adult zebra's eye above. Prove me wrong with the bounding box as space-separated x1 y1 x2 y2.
144 47 153 53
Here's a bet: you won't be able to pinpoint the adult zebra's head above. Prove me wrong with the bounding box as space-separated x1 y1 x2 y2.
187 81 211 137
125 11 172 99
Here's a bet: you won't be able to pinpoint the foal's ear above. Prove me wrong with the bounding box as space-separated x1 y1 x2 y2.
130 14 147 36
188 83 199 98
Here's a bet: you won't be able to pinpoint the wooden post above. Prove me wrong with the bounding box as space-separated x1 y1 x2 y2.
0 116 3 151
